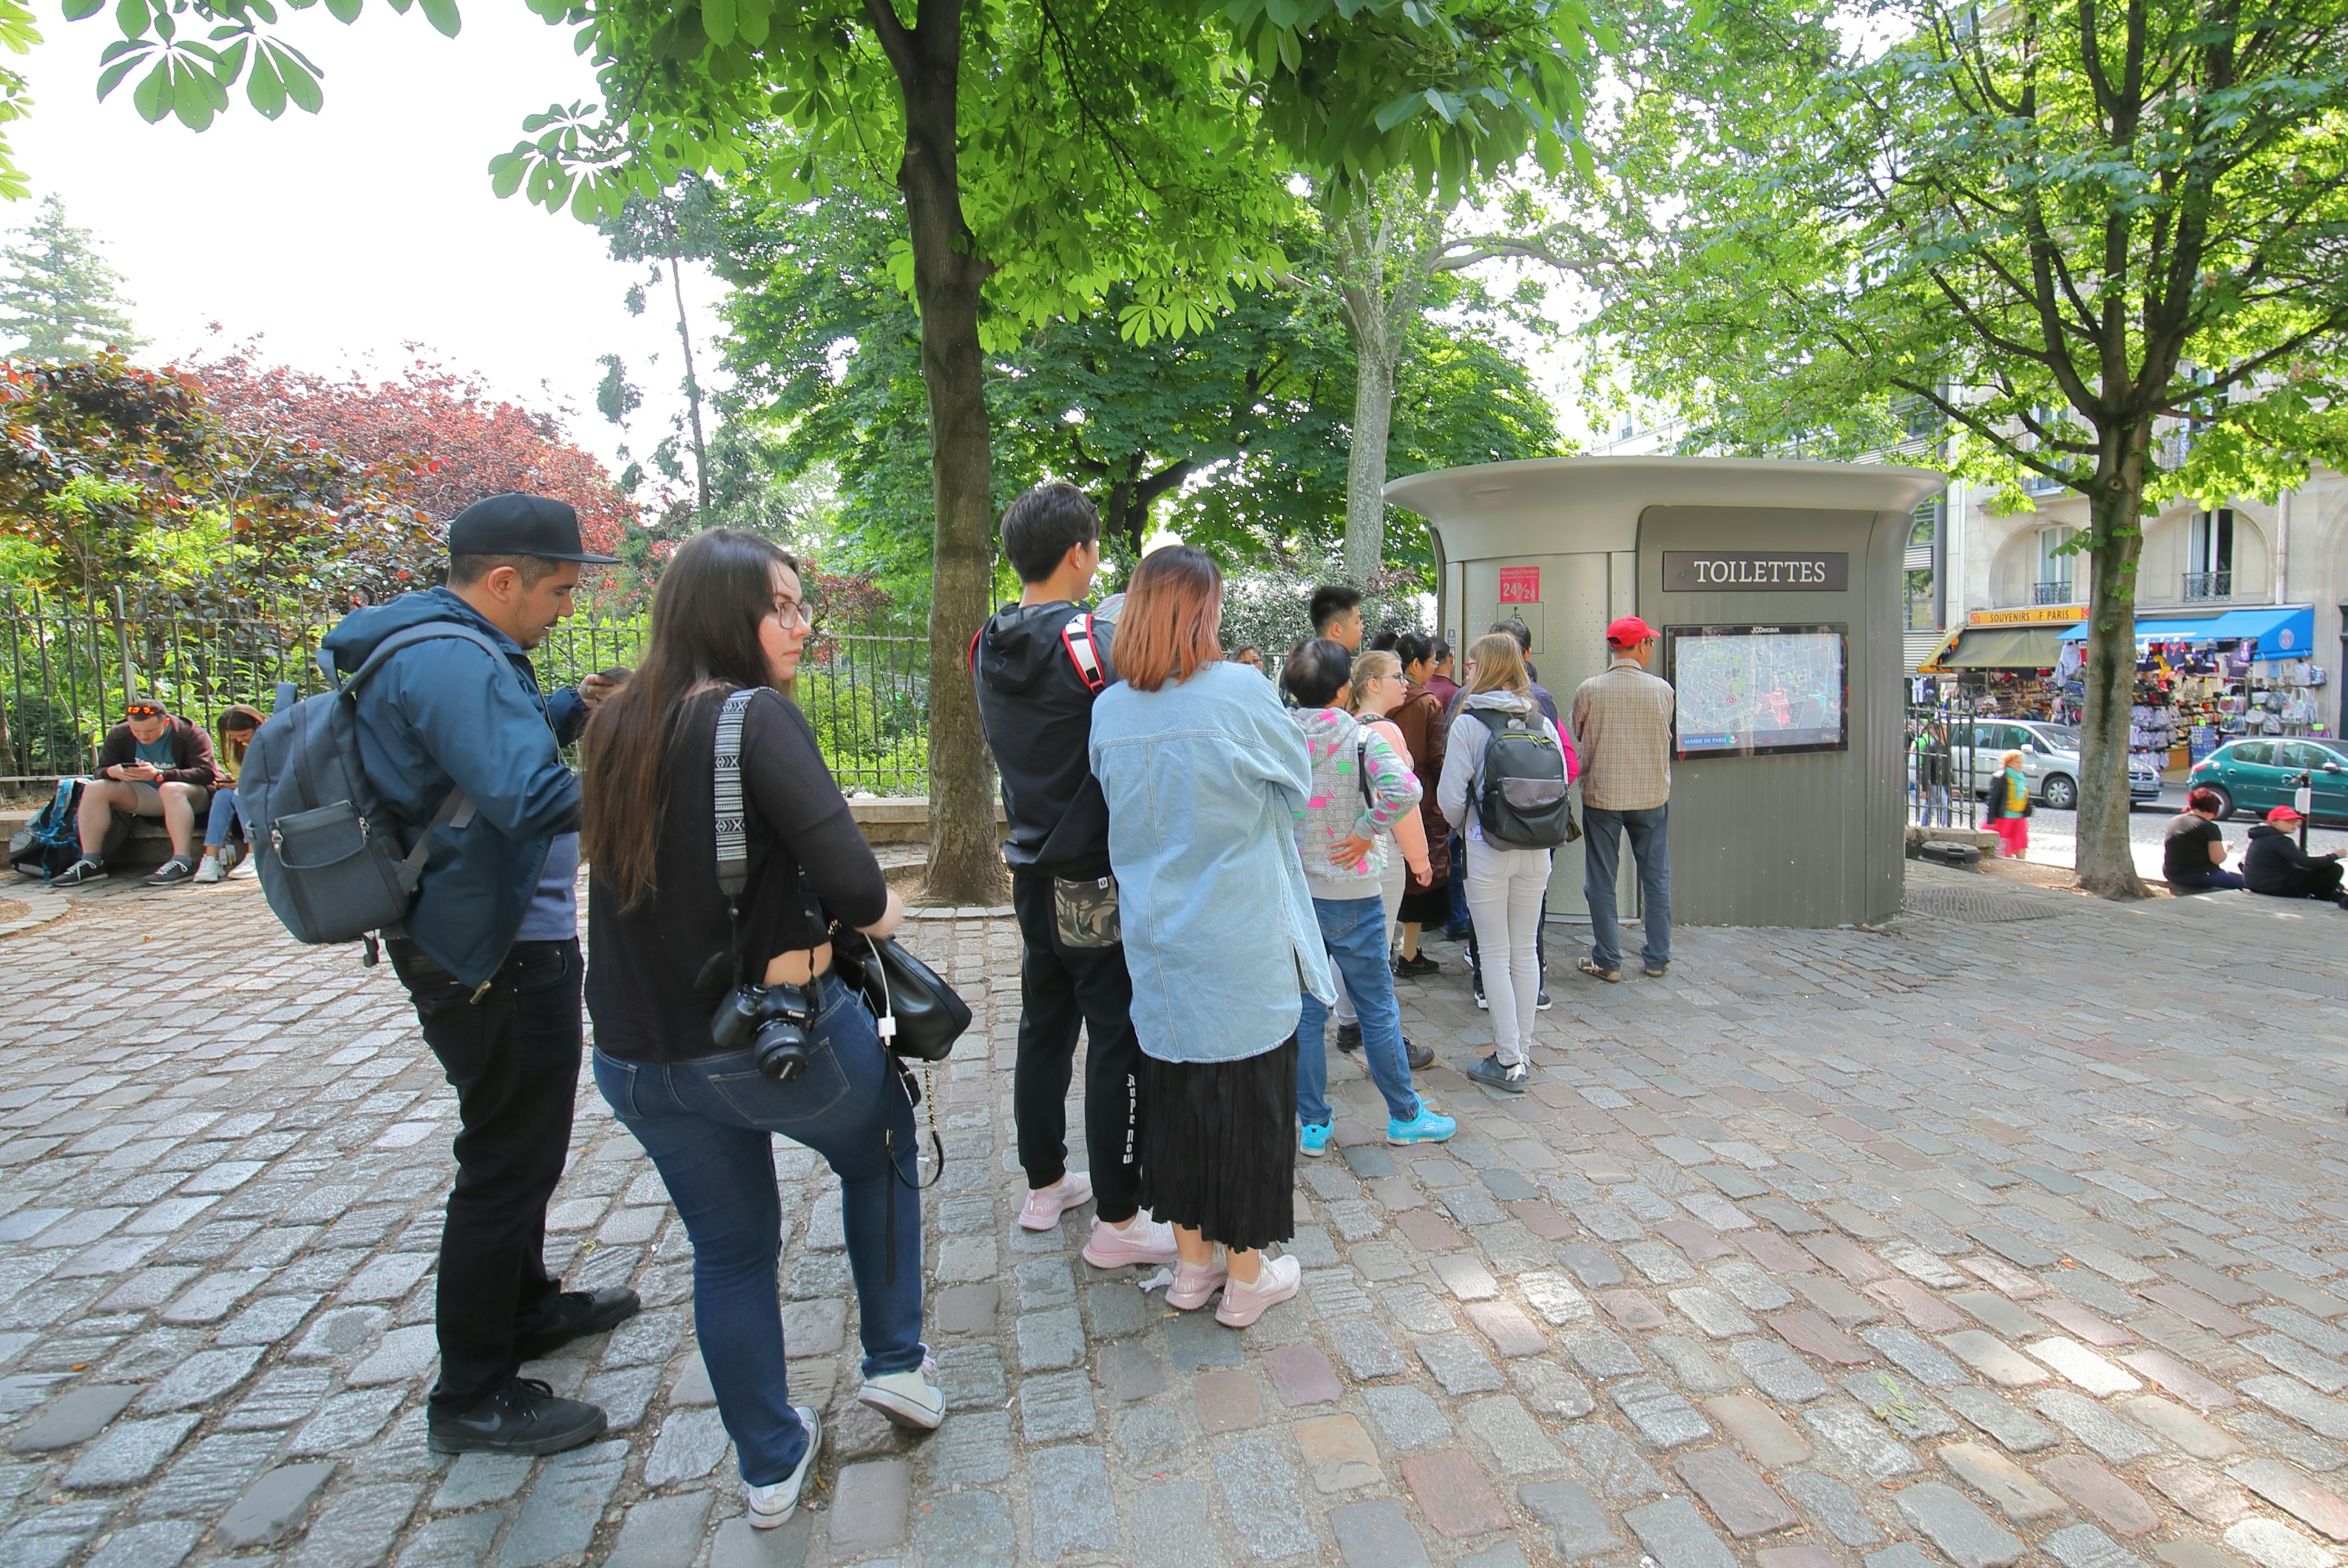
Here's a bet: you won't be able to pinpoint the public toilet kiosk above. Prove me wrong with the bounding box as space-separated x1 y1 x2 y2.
1384 455 1947 929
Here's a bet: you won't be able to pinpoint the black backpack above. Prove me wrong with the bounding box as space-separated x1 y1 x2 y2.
237 622 506 959
1469 708 1575 848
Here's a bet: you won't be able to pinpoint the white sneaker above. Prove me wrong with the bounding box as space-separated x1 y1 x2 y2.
857 1353 945 1430
1216 1254 1302 1328
1081 1213 1178 1268
1017 1172 1093 1231
193 855 226 885
744 1405 821 1529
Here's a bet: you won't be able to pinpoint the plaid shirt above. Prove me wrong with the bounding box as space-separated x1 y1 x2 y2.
1571 658 1676 810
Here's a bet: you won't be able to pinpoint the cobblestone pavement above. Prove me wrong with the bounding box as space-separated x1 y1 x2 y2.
6 863 2348 1568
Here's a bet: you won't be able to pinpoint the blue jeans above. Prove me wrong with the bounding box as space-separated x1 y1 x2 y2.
1584 804 1672 971
593 975 925 1487
1296 896 1421 1126
204 786 243 848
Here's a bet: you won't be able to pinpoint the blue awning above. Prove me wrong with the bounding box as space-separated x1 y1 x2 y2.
2057 605 2314 658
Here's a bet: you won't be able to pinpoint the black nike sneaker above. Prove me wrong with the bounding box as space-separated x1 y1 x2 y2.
512 1286 643 1363
427 1378 607 1456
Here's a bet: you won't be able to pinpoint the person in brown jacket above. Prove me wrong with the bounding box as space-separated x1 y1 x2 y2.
1389 632 1452 974
56 694 221 886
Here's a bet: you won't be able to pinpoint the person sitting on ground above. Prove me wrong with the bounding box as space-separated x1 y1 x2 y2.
2162 787 2247 893
2242 806 2346 907
1310 584 1365 652
581 529 936 1530
1089 546 1329 1328
1285 639 1453 1157
54 694 221 887
194 704 268 885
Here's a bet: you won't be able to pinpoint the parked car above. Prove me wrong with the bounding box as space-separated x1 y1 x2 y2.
1910 720 2160 810
2186 737 2348 823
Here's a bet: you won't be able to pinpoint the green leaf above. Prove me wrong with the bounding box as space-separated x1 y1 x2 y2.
114 0 149 39
322 0 360 23
95 45 150 98
172 61 218 129
130 56 170 120
488 148 526 197
700 0 734 48
416 0 460 38
61 0 104 20
269 44 321 111
245 48 285 116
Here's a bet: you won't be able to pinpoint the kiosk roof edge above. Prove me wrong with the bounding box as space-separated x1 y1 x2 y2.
1384 455 1947 557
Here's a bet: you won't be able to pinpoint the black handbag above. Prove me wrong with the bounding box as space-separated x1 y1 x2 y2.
711 689 971 1064
830 927 972 1063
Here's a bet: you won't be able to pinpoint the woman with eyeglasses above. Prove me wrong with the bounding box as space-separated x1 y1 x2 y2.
579 529 936 1531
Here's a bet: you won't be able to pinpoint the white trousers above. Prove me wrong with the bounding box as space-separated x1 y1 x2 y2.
1466 840 1551 1064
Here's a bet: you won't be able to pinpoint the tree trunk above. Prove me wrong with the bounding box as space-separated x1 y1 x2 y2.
1344 344 1395 586
888 12 1006 906
2073 427 2150 897
666 253 712 518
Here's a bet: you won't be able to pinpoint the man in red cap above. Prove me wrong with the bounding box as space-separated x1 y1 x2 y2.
2243 805 2348 907
1570 616 1677 981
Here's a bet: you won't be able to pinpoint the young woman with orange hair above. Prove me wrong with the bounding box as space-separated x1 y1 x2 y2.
1087 546 1334 1328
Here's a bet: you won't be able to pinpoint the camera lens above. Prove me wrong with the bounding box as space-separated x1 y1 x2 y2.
753 1017 810 1083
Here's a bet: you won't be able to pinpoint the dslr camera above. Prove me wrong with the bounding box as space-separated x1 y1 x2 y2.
710 979 815 1083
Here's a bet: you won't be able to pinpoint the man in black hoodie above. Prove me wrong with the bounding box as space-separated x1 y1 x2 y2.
973 484 1176 1270
2244 806 2348 906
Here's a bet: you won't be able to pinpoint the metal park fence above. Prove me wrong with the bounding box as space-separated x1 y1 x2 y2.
1 589 932 797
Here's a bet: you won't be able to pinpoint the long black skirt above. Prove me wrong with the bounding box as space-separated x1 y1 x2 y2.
1137 1036 1298 1253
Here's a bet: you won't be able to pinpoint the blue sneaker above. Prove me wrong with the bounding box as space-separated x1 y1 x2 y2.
1299 1121 1334 1157
1387 1107 1457 1146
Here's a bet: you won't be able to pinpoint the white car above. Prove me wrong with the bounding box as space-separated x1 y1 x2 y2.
1914 719 2162 810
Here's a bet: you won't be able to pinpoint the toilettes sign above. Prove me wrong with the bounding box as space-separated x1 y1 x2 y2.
1498 565 1541 602
1663 551 1848 591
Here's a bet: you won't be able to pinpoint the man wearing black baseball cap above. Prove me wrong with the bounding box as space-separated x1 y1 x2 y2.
319 493 635 1457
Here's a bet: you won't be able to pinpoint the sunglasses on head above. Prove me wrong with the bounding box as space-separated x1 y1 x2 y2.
125 704 164 719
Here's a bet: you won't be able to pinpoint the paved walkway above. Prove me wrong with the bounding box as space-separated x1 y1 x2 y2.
4 864 2348 1568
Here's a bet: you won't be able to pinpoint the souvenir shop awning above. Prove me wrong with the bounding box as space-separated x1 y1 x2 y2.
2056 605 2315 658
1932 623 2080 669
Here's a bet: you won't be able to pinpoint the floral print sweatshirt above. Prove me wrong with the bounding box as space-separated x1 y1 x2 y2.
1289 706 1423 900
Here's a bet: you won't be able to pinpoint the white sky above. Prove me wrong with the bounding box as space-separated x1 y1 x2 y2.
7 3 723 477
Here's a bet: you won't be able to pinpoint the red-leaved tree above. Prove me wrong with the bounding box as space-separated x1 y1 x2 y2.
190 341 635 556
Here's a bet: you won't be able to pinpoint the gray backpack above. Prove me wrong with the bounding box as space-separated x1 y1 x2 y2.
237 623 505 961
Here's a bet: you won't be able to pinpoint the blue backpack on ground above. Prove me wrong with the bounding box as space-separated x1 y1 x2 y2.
7 778 117 882
237 623 504 959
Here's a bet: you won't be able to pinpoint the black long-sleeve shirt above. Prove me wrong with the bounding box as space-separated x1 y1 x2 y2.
586 688 887 1062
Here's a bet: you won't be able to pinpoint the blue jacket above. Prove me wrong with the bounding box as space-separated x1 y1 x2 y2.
319 588 586 985
1090 661 1334 1064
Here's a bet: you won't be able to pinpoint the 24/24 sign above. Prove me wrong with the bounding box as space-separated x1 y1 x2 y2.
1498 565 1541 602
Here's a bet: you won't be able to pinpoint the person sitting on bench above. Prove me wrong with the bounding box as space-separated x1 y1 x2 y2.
54 694 221 887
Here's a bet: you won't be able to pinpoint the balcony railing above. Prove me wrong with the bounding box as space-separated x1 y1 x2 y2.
2032 580 2076 605
2182 571 2232 602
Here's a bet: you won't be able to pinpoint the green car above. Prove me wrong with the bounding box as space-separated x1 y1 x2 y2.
2187 737 2348 823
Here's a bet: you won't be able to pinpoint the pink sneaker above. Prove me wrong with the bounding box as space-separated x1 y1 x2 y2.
1017 1172 1093 1231
1215 1254 1301 1328
1164 1251 1228 1310
1082 1214 1178 1268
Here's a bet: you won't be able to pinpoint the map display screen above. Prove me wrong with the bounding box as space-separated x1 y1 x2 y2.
1665 625 1848 759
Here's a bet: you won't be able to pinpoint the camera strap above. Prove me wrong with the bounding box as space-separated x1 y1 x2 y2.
713 689 827 985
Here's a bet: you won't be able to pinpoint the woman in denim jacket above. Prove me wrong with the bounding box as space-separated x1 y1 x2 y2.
1089 546 1334 1328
